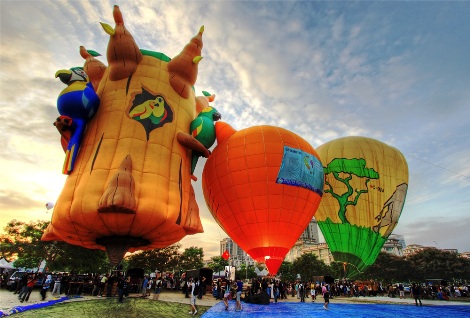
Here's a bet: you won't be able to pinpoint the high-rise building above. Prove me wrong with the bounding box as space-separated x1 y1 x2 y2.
299 218 320 244
285 218 321 262
219 237 254 267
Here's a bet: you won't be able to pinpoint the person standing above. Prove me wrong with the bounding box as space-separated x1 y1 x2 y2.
40 275 52 301
216 278 222 300
198 276 206 299
147 278 153 297
97 274 107 297
236 278 243 311
273 281 279 303
141 275 149 297
223 279 232 311
16 274 28 298
189 277 198 316
412 283 422 306
310 281 316 302
398 283 405 299
106 274 115 297
322 283 330 310
117 275 127 303
299 282 305 302
185 279 191 298
153 277 162 300
51 275 62 296
92 275 100 296
20 274 37 303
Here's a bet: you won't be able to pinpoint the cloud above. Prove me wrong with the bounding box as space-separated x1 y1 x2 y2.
395 217 470 252
1 1 469 260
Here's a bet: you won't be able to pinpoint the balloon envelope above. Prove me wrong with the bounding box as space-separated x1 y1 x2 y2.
315 136 408 277
202 123 324 275
42 7 204 266
45 202 55 210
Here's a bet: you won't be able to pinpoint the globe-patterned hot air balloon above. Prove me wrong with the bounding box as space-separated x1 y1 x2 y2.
315 136 408 277
202 122 324 275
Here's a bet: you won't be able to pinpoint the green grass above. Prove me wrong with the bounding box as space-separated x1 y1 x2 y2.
13 298 210 318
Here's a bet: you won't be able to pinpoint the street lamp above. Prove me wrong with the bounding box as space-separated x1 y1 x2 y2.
245 255 248 280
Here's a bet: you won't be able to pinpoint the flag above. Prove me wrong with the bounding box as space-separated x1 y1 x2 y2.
222 250 230 260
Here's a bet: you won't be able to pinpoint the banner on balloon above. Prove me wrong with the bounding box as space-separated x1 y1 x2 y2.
276 146 324 195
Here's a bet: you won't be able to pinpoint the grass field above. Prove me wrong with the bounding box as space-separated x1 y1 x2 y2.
13 298 210 318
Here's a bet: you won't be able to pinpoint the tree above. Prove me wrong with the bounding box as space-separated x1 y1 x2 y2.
407 248 470 281
46 244 110 274
126 244 181 274
328 261 345 279
235 264 257 280
179 246 204 271
1 220 58 269
0 219 110 273
278 261 295 281
207 256 228 273
291 253 329 281
360 252 412 283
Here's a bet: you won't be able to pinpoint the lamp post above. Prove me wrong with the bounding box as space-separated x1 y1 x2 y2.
245 255 248 280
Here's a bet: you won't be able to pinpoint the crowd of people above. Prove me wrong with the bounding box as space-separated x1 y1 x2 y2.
211 278 332 309
2 269 468 310
209 276 470 309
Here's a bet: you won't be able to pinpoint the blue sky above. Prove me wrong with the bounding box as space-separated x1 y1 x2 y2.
0 1 469 258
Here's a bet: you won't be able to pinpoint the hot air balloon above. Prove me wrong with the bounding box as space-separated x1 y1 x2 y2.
315 136 408 277
202 123 324 275
45 202 55 210
42 5 206 265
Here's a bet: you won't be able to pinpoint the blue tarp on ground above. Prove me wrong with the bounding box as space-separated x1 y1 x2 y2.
201 301 470 318
1 296 81 316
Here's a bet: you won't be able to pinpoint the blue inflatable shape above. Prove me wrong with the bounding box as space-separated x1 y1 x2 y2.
3 296 83 316
201 301 470 318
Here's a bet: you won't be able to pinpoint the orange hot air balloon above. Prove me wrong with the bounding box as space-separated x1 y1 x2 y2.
202 123 324 275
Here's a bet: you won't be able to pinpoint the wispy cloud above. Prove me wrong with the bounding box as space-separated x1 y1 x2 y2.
1 1 469 257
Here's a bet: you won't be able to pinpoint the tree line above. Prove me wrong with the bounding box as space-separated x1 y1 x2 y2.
1 220 469 283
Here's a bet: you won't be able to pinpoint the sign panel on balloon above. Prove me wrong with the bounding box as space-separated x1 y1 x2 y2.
276 146 324 196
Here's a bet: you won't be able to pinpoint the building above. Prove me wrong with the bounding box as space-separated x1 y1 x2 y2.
460 252 470 259
441 249 458 254
382 234 404 257
403 244 436 257
390 234 406 249
300 243 334 265
299 218 321 243
219 237 254 268
285 218 320 262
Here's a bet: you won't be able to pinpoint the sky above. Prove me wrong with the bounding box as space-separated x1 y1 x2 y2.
1 1 469 259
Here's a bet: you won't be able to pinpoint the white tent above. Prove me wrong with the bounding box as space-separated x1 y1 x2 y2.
0 258 15 269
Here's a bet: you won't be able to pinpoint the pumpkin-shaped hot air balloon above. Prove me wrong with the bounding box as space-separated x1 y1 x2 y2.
202 123 324 275
315 136 408 277
42 5 206 265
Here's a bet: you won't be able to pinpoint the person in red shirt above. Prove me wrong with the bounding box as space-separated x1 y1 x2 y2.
20 274 37 303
